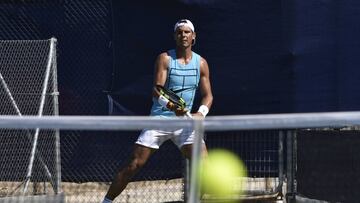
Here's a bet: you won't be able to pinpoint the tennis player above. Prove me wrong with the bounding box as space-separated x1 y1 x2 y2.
102 19 213 203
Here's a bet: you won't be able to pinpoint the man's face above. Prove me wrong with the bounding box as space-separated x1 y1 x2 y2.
174 26 195 48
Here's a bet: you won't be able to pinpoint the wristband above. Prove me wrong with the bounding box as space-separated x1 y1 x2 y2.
158 95 169 107
197 105 209 117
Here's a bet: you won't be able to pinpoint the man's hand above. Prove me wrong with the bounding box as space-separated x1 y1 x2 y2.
166 101 177 111
192 112 205 118
174 107 188 116
166 101 188 116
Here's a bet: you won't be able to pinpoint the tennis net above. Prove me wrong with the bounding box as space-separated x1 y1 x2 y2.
0 112 360 203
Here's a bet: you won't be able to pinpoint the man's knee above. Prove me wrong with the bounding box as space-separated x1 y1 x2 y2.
181 144 192 159
122 145 153 174
127 158 146 172
181 143 208 159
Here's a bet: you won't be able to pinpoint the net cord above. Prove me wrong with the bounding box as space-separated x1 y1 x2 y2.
0 111 360 131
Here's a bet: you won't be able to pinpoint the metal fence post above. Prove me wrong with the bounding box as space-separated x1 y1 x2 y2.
286 130 297 202
188 119 204 203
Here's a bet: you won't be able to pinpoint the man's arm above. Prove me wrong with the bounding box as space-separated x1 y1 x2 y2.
152 53 169 98
193 57 213 117
151 52 181 113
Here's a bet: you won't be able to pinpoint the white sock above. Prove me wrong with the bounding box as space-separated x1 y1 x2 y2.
102 197 112 203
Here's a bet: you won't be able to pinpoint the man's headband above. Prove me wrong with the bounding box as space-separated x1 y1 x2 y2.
174 19 195 32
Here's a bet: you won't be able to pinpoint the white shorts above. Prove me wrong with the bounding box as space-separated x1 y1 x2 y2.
135 128 204 149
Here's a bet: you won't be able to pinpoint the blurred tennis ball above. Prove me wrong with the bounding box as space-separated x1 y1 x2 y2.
199 149 247 200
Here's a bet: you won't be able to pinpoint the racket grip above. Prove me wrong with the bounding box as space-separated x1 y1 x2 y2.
185 111 193 118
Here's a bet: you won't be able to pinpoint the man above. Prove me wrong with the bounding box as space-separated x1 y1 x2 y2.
102 19 213 203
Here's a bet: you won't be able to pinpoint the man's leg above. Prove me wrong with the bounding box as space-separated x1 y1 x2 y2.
181 143 208 160
104 144 155 201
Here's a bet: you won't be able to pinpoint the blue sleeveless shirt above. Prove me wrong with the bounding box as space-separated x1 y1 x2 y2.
150 49 201 117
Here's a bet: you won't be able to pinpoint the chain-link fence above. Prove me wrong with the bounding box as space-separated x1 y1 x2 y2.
0 0 114 197
0 39 60 197
0 1 284 202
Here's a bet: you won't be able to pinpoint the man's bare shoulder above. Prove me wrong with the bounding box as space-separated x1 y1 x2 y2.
200 56 209 68
155 52 171 68
157 52 171 60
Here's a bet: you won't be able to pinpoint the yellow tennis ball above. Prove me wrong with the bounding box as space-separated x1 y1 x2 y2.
199 149 247 200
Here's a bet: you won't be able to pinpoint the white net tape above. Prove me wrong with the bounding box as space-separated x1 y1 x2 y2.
0 111 359 131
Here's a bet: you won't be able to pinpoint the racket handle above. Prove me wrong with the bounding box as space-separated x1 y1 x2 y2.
185 111 193 118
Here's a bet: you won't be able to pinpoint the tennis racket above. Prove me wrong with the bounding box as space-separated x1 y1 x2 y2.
156 85 192 118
